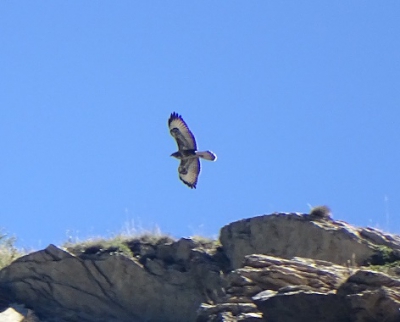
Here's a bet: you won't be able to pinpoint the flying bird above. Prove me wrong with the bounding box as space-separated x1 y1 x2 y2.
168 112 217 188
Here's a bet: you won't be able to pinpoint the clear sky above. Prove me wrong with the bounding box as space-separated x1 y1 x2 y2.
1 2 399 249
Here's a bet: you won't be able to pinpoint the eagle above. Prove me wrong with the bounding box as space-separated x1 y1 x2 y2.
168 112 217 188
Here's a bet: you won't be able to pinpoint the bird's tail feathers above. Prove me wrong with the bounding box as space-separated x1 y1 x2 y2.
196 151 217 161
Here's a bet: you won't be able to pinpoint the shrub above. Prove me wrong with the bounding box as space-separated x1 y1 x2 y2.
0 230 24 270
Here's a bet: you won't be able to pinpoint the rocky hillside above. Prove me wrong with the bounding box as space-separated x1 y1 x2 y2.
1 211 400 322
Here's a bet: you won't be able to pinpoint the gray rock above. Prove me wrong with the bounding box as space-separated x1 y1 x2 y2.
0 304 40 322
226 254 400 322
219 213 400 269
196 303 262 322
253 290 350 322
338 269 400 322
0 239 225 322
2 213 400 322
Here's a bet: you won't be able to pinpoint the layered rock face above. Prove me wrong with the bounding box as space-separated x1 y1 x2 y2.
220 212 400 269
1 212 400 322
199 255 400 322
0 238 227 322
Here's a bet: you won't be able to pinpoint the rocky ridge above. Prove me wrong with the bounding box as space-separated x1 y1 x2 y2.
1 212 400 322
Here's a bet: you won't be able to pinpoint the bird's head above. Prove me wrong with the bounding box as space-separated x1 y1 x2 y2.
170 152 181 159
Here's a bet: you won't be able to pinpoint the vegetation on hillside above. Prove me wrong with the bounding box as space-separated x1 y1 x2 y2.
366 245 400 276
63 233 176 257
0 230 25 270
0 221 221 271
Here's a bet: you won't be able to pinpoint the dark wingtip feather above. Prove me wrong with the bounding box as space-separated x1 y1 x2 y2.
186 182 197 189
168 112 182 126
180 178 197 189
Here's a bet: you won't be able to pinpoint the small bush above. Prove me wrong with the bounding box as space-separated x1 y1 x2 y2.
309 205 332 219
367 245 400 265
0 230 24 270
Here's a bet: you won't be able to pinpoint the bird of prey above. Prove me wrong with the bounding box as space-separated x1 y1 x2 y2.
168 112 217 188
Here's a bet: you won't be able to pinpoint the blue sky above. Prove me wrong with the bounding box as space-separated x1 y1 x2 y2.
1 2 399 249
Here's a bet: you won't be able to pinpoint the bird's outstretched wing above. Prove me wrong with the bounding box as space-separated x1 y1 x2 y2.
178 158 200 189
168 112 197 150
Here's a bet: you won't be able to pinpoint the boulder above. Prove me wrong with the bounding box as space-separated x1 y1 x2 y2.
0 304 40 322
213 254 400 322
0 239 226 322
219 213 400 269
2 213 400 321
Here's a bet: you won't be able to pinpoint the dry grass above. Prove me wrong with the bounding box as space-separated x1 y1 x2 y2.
63 222 175 257
0 230 25 270
190 235 221 249
1 221 219 267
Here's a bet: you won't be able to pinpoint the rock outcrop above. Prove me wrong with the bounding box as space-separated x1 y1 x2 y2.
220 212 400 269
1 212 400 322
0 238 227 322
200 254 400 322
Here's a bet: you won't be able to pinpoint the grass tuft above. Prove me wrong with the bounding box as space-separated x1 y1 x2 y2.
0 230 25 270
309 205 332 219
63 222 175 257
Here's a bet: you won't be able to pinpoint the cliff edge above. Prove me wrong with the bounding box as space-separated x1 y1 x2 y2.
1 212 400 322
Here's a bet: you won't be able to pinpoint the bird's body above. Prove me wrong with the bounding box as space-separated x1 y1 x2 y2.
170 149 196 159
168 112 216 188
